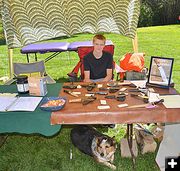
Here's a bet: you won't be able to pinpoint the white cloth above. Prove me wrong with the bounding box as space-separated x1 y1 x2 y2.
156 123 180 171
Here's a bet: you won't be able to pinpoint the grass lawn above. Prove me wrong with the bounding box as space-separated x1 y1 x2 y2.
0 24 180 91
0 126 159 171
0 25 179 170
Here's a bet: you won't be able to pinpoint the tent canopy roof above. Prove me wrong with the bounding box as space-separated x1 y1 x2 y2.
1 0 140 49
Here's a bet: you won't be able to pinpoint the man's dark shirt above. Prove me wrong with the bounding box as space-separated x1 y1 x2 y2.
83 51 113 80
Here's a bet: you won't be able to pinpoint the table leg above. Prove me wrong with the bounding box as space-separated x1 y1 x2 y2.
0 135 8 148
45 52 61 62
26 54 29 63
35 53 37 61
127 124 136 170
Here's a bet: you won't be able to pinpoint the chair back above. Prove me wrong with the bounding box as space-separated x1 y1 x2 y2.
4 60 56 85
77 45 115 79
13 60 46 76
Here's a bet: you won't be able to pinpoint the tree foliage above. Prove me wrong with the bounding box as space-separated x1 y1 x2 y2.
139 0 180 27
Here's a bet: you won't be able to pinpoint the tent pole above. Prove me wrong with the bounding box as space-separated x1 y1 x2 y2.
132 32 138 53
8 48 13 78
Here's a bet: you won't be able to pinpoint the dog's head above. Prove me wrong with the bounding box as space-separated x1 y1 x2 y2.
95 136 116 161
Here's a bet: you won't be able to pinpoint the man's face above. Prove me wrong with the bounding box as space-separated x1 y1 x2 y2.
93 39 105 53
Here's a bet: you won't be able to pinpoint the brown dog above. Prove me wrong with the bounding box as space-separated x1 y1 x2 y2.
70 125 117 170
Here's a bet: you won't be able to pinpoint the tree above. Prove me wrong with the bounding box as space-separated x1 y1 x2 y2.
139 0 180 26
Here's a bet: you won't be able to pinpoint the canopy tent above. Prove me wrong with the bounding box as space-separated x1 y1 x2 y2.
0 0 140 77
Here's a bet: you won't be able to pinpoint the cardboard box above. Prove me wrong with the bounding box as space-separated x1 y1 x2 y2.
120 138 138 158
134 128 157 154
151 125 164 142
28 77 47 96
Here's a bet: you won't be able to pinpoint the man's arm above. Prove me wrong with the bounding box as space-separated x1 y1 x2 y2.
84 70 91 82
102 69 113 82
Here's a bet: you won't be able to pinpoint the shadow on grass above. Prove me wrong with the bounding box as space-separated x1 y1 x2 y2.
0 38 6 46
55 77 69 83
55 77 82 83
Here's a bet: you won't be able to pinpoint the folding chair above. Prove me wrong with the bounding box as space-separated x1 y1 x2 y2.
4 61 56 85
67 45 120 81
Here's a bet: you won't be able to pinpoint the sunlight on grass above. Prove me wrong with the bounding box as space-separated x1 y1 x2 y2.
0 25 179 170
0 25 179 91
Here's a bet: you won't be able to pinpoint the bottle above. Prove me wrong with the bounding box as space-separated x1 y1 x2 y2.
16 75 29 94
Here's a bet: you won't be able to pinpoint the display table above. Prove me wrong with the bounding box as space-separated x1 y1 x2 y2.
50 81 180 169
51 82 180 125
0 83 62 136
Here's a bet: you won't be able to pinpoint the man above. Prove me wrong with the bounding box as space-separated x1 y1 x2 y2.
83 34 115 128
83 34 113 82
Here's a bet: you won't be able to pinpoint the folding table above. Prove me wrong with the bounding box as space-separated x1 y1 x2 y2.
51 81 180 169
67 40 113 51
21 40 114 62
0 83 62 136
21 42 70 62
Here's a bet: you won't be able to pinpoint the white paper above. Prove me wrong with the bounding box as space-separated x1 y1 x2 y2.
0 93 18 97
117 103 128 108
97 84 103 88
97 106 110 109
148 92 160 103
100 100 107 105
0 97 42 112
160 95 180 108
130 80 147 88
72 92 81 95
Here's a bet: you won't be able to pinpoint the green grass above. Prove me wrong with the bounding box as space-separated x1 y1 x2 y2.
0 25 180 170
0 24 179 91
0 126 159 171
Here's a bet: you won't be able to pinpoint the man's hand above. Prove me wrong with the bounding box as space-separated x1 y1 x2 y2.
84 71 91 82
83 79 91 82
102 69 112 82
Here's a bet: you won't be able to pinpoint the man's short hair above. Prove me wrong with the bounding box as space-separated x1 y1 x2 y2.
93 34 106 44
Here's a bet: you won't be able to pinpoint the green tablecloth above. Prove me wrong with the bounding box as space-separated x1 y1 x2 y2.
0 83 62 136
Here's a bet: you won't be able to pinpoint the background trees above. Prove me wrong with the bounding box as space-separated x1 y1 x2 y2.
138 0 180 27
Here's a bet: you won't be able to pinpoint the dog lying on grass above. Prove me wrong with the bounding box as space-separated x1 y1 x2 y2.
70 125 117 170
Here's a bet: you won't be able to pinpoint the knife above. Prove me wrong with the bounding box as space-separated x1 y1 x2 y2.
88 91 108 95
64 90 79 97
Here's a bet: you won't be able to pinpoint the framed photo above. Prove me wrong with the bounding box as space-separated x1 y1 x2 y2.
147 56 174 88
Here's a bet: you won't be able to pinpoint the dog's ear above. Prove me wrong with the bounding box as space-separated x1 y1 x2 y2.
109 136 116 146
97 136 108 146
96 137 102 146
102 137 108 144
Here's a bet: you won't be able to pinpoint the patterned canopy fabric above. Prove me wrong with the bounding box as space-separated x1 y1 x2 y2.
1 0 140 49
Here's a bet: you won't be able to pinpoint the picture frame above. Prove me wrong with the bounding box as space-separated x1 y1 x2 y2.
147 56 174 88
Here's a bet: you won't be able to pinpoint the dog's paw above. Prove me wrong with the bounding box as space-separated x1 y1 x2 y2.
110 164 116 170
103 162 116 170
